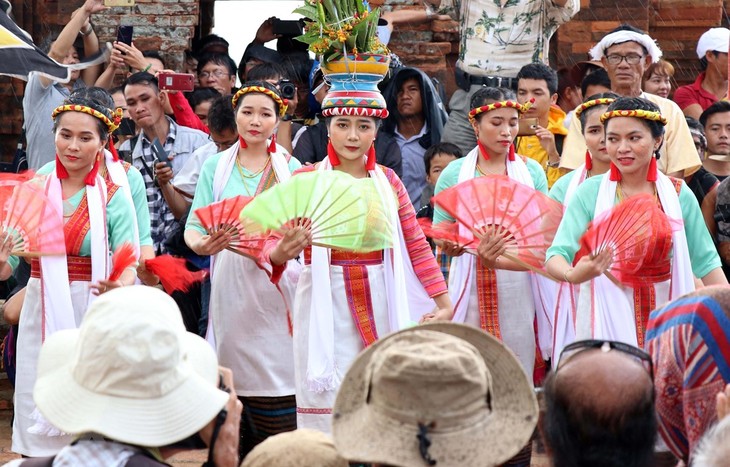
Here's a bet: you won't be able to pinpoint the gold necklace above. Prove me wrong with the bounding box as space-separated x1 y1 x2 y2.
476 163 505 177
235 156 270 179
616 182 658 203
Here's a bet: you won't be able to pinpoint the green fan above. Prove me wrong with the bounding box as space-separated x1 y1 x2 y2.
240 170 394 252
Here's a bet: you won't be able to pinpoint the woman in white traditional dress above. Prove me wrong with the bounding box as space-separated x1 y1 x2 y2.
12 90 138 457
184 81 301 457
546 96 726 349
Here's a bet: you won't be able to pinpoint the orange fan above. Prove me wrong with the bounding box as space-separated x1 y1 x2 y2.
417 218 478 253
578 193 665 286
193 195 266 261
432 175 563 275
108 242 137 281
144 255 206 294
2 181 64 257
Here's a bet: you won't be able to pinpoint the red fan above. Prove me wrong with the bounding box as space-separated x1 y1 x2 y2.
432 175 563 275
144 255 206 294
417 218 478 253
578 193 666 286
194 195 266 261
108 242 137 281
2 181 64 257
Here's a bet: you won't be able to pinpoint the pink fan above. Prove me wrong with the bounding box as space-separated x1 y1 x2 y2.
417 218 478 253
2 181 64 257
432 175 563 275
194 195 266 261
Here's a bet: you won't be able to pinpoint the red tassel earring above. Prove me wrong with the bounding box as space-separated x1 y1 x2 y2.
584 150 592 171
508 143 516 161
55 154 69 179
238 136 248 149
268 133 277 154
365 143 376 171
477 140 491 161
83 153 101 186
646 155 658 182
327 140 341 167
108 140 120 162
608 162 622 181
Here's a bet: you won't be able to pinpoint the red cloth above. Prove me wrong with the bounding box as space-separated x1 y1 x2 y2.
673 73 719 112
167 92 210 134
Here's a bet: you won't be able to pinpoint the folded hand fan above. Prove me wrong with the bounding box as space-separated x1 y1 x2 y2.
108 242 137 281
578 193 664 286
2 181 64 257
240 171 394 252
417 218 478 253
432 175 563 273
144 255 207 294
193 195 266 261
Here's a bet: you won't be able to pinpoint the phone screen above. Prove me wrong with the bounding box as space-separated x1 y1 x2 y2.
116 26 133 46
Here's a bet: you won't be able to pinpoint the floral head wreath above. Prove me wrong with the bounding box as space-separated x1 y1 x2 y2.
600 109 668 126
51 104 123 133
574 98 616 118
231 86 289 117
468 98 534 124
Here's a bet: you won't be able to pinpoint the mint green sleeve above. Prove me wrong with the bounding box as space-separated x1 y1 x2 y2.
545 179 598 264
36 161 54 176
525 158 548 194
126 166 152 247
107 186 137 251
548 170 574 204
432 158 464 225
7 256 19 272
287 156 302 173
185 154 219 235
679 181 722 278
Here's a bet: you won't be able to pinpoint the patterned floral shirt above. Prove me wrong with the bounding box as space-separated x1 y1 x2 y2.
439 0 579 77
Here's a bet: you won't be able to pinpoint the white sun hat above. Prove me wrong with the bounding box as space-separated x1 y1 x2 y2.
33 285 229 447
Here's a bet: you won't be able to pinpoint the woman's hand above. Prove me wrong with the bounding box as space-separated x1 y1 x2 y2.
439 239 466 257
113 41 149 72
91 278 124 296
194 229 232 256
0 231 14 265
476 227 507 269
567 248 613 284
419 307 453 324
270 225 311 266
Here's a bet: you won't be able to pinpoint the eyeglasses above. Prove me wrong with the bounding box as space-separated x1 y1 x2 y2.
199 70 230 79
557 340 654 379
605 54 645 65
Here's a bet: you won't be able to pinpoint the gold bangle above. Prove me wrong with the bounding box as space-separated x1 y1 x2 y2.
563 268 573 283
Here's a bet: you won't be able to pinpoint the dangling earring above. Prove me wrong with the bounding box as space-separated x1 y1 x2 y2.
268 133 277 154
477 140 491 161
327 140 341 167
238 136 248 149
646 154 658 182
108 140 120 162
584 150 592 171
508 143 516 161
365 143 376 171
609 162 622 181
83 153 101 186
55 154 69 179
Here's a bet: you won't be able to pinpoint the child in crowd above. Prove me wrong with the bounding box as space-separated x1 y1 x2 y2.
417 142 463 282
417 142 464 220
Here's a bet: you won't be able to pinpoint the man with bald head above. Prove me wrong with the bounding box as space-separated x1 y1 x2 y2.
542 340 656 467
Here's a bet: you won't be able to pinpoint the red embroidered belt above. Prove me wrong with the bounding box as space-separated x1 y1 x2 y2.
303 249 383 266
31 256 93 282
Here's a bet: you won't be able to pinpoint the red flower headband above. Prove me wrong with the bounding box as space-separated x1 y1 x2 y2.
468 98 534 124
574 98 616 118
600 109 668 126
231 85 289 117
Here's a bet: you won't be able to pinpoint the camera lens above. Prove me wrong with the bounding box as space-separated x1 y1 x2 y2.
279 81 296 100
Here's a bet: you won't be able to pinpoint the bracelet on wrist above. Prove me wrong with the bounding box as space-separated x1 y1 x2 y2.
142 64 152 73
563 268 573 283
79 23 93 36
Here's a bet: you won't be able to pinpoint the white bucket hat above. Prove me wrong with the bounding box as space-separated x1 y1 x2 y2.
33 285 229 447
697 28 730 58
332 322 538 467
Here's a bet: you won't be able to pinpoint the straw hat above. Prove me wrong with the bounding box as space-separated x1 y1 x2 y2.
33 286 229 447
242 429 348 467
333 322 538 467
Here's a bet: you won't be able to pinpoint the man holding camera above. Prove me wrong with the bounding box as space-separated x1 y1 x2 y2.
514 63 568 188
119 72 210 253
437 0 579 155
